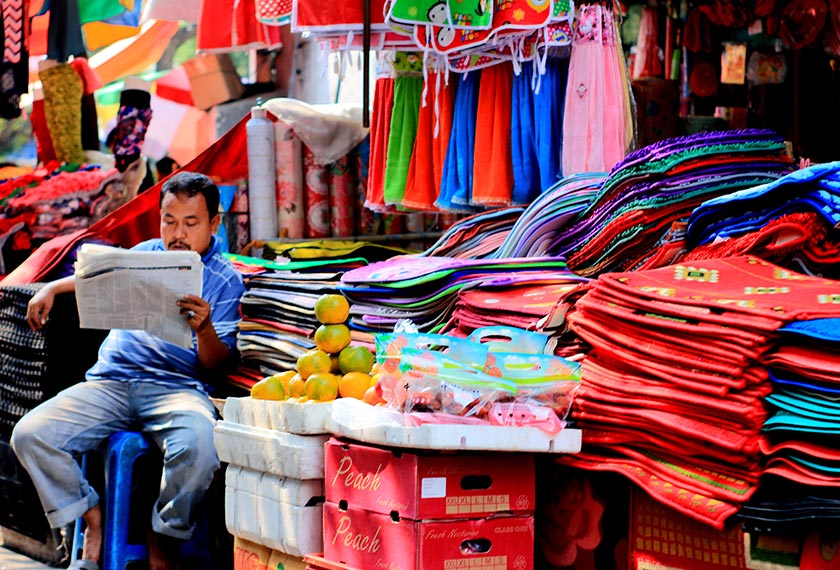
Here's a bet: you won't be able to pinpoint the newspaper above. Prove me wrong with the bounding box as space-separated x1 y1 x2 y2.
74 244 203 348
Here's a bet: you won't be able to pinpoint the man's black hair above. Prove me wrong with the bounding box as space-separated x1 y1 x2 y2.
156 156 180 179
159 171 220 218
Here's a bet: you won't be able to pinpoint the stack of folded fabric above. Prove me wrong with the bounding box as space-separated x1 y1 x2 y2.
738 318 840 532
556 256 840 529
445 276 587 338
339 256 571 333
686 161 840 278
494 173 604 259
548 129 795 276
231 256 370 387
421 207 524 259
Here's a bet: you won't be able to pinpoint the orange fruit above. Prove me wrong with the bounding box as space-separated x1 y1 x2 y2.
314 324 351 354
363 386 384 406
287 374 306 397
330 354 341 373
297 349 331 379
269 370 296 394
338 345 374 374
250 375 286 401
314 294 350 324
339 372 372 399
304 372 340 401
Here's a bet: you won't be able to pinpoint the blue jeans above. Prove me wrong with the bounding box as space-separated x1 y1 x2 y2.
10 379 219 540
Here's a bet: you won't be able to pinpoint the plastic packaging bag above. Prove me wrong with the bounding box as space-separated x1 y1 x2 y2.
488 402 565 434
467 326 553 354
484 352 581 382
375 332 489 373
512 377 580 421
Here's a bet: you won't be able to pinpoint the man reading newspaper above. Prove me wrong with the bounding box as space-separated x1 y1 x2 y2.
12 172 246 570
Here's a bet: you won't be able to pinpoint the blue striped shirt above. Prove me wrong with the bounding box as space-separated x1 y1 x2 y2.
85 236 245 392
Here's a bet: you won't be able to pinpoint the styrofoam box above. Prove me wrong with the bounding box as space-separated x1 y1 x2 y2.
225 465 323 557
223 397 333 434
214 420 328 479
325 399 582 453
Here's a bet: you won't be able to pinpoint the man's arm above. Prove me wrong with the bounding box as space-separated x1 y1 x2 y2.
26 275 76 331
177 294 231 370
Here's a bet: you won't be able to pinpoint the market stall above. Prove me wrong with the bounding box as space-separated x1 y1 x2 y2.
4 0 840 569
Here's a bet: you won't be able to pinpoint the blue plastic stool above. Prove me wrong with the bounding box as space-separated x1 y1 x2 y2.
71 431 213 570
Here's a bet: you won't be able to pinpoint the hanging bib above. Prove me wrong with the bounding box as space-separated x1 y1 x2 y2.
388 0 494 30
415 0 553 54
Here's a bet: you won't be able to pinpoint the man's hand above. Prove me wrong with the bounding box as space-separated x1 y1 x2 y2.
24 276 77 332
26 285 57 331
177 294 231 370
177 294 212 333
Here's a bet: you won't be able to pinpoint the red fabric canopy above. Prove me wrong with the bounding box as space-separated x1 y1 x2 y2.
2 114 250 286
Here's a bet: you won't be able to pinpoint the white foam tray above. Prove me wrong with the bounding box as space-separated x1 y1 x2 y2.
214 420 328 479
225 465 323 557
325 398 582 453
225 464 324 506
223 397 333 434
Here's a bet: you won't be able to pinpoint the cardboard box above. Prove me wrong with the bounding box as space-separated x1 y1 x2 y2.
323 502 534 570
303 554 359 570
325 438 535 519
183 53 245 110
233 536 306 570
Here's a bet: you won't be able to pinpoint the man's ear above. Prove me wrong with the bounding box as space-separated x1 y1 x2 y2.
210 213 221 234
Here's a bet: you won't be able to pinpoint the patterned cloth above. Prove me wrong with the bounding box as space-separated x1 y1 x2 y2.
110 89 153 173
0 284 47 438
40 63 84 165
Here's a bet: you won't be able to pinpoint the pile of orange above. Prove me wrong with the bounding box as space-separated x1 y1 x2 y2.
250 293 381 404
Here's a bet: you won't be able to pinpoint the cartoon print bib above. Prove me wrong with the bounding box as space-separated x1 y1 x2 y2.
414 0 553 55
388 0 494 30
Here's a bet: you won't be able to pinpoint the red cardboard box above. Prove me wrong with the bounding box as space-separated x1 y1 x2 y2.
324 438 535 520
323 502 534 570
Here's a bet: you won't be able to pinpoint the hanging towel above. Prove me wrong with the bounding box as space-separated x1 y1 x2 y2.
472 62 513 207
562 4 626 175
437 71 481 211
632 6 662 79
366 76 395 212
402 71 454 211
383 56 423 207
534 56 569 193
511 61 539 205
